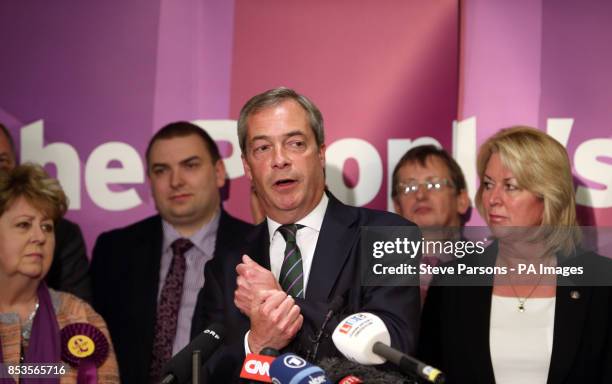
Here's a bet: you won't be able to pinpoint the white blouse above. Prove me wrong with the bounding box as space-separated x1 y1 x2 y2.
489 295 555 384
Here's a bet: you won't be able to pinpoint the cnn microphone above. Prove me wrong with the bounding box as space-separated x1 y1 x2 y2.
240 347 280 383
309 295 345 361
160 323 225 384
269 353 331 384
332 313 445 384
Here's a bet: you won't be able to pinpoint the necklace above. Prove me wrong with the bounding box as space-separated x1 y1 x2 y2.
21 301 39 340
504 257 552 313
508 281 541 312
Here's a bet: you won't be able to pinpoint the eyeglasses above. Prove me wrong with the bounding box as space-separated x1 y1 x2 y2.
397 178 454 195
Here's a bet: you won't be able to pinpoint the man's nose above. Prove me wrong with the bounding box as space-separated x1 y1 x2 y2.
271 145 290 169
415 183 429 200
170 169 185 188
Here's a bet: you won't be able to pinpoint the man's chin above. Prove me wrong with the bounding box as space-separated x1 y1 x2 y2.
411 215 438 228
163 209 199 224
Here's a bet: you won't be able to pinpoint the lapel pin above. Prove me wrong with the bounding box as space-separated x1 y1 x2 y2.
570 290 580 300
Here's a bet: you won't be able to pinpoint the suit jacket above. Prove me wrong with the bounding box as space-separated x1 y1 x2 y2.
90 210 253 384
46 218 92 302
193 194 421 382
418 242 612 384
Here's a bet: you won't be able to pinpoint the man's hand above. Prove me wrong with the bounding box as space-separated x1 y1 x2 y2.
235 254 281 315
247 289 303 353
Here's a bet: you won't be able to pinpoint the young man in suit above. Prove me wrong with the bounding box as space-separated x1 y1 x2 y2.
90 122 253 383
0 123 91 302
194 87 421 380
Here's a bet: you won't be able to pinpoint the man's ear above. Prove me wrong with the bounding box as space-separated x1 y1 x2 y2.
456 189 470 215
317 143 326 168
392 197 403 215
215 159 227 188
242 154 253 181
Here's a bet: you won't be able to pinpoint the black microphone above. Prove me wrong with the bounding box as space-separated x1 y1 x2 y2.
160 323 225 384
319 357 416 384
308 295 345 361
372 342 445 384
260 347 280 357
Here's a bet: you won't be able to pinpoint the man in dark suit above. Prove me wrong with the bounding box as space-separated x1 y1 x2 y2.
193 87 420 380
0 123 91 301
90 122 252 383
391 145 471 300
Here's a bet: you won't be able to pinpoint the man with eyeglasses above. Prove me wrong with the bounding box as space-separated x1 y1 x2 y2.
392 145 470 234
392 145 470 299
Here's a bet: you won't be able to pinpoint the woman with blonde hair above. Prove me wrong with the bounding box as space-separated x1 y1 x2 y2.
0 164 119 383
418 127 612 383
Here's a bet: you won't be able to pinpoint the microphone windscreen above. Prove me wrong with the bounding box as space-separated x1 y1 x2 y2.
269 353 331 384
161 323 225 384
260 347 280 357
332 313 390 364
319 357 413 384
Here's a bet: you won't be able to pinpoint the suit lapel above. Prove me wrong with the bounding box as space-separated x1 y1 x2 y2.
547 284 590 384
245 222 271 270
461 285 497 383
136 217 164 360
306 195 359 301
463 244 497 383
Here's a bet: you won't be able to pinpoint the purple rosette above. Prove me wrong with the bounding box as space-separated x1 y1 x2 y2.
61 323 109 384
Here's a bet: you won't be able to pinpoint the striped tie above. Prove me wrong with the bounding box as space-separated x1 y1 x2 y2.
278 224 304 298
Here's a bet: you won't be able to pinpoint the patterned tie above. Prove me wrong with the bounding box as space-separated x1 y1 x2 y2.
149 238 194 382
278 224 305 298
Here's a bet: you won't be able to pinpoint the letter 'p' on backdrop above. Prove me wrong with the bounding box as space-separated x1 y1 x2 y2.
0 0 610 252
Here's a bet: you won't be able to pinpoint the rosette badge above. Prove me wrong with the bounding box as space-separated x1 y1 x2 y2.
61 323 109 383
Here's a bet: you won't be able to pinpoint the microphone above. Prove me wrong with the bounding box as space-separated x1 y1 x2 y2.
240 354 276 383
240 347 280 383
372 342 444 384
332 313 445 384
331 313 389 364
319 357 416 384
260 347 280 357
269 353 331 384
160 323 225 384
308 295 345 362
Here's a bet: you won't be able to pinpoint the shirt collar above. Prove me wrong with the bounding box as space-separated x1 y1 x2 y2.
267 194 329 241
162 208 221 253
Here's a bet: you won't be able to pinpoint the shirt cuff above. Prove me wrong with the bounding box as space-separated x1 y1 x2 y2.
244 330 252 354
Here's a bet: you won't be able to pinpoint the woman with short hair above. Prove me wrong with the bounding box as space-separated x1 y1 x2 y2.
0 164 119 383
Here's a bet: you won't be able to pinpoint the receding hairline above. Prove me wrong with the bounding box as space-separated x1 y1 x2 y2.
242 100 315 145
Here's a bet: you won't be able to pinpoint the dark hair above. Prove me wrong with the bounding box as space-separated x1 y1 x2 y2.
237 87 324 153
145 121 221 169
391 145 467 198
0 123 16 157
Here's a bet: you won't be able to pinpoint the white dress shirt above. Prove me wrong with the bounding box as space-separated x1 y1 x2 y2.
244 194 329 353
